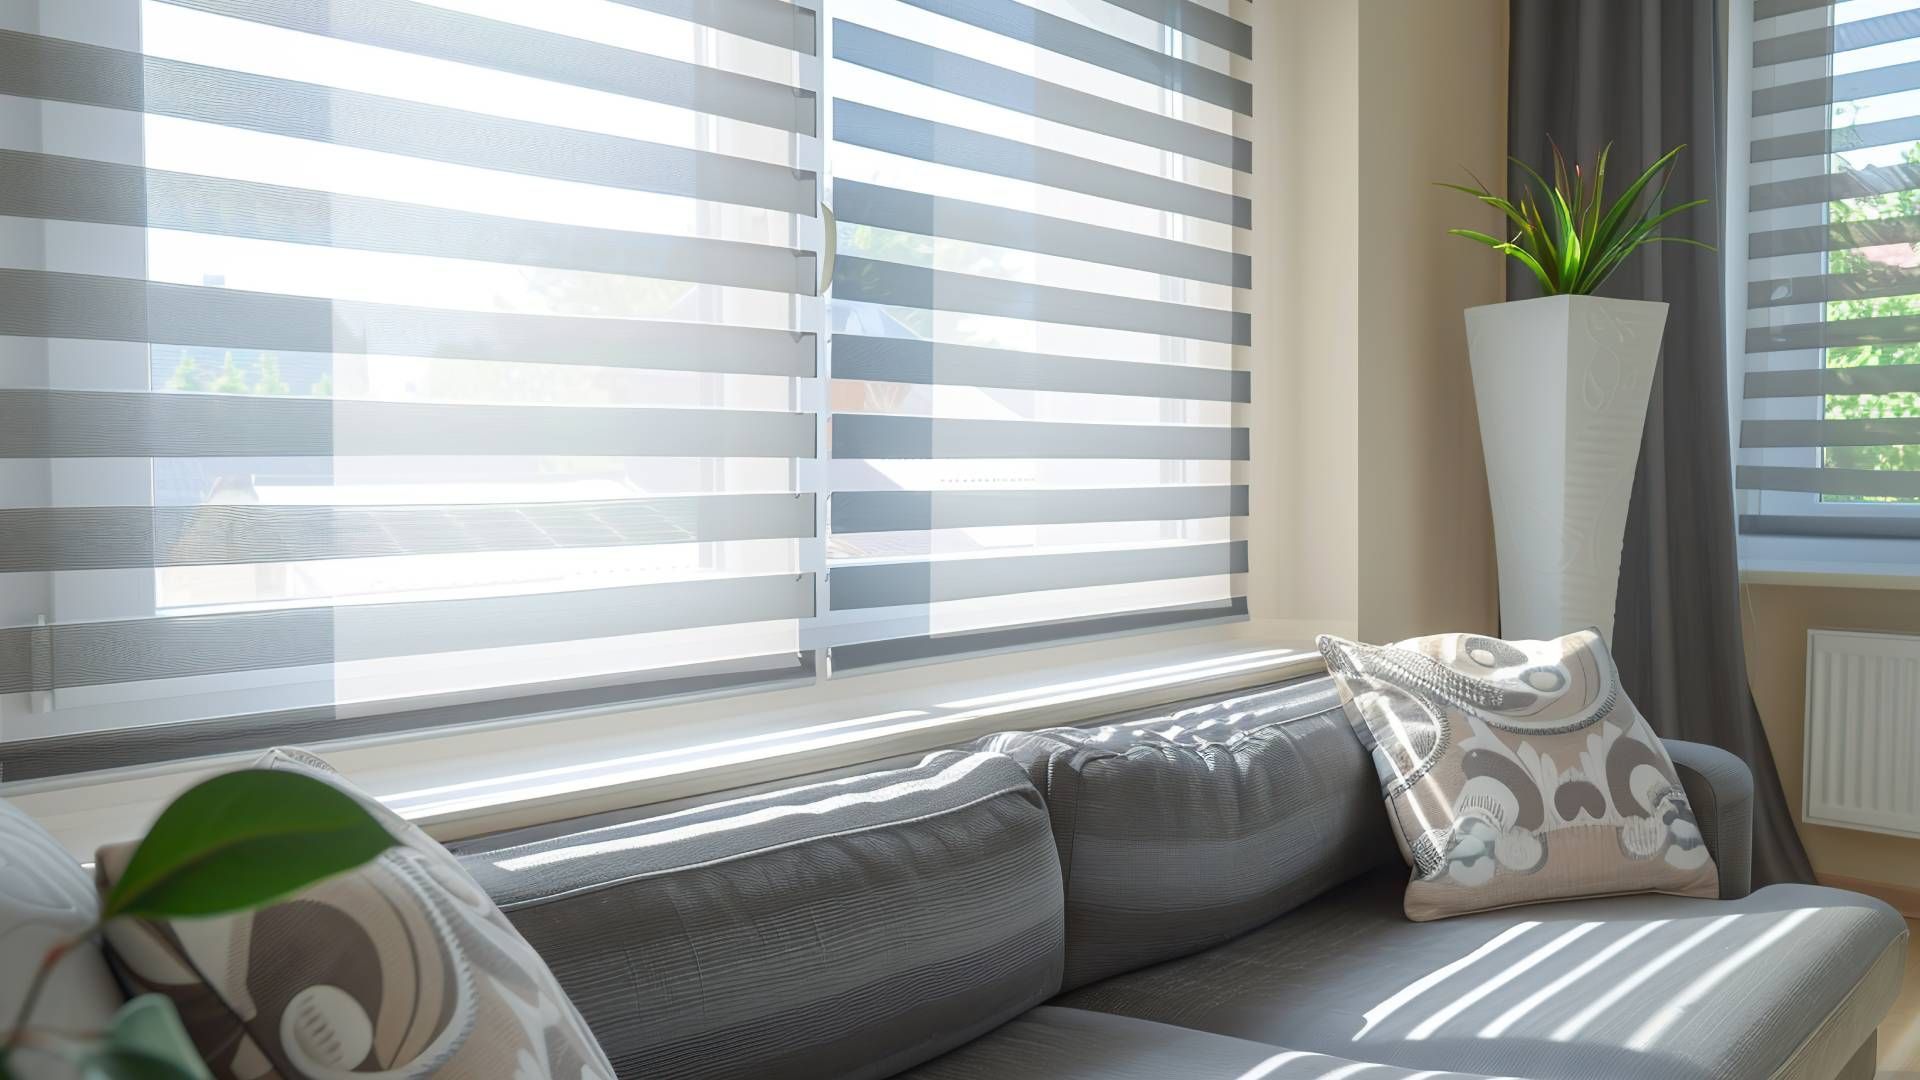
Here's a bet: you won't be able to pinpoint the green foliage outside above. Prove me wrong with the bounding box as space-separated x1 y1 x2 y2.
208 353 250 395
165 357 204 392
251 356 289 396
1823 140 1920 497
840 222 934 338
166 350 322 399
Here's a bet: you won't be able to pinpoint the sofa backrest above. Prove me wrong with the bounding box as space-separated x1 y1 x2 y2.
977 674 1395 989
461 750 1063 1080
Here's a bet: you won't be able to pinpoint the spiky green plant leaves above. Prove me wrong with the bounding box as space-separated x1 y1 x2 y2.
1440 141 1713 296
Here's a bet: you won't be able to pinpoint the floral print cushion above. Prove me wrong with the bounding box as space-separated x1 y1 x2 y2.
95 748 614 1079
1318 629 1718 921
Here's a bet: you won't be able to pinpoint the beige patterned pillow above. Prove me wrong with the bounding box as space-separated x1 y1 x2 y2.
1318 629 1718 921
96 748 613 1079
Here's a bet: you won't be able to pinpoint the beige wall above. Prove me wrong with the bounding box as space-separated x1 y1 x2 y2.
1249 0 1361 640
1250 0 1505 643
1354 0 1506 643
1742 583 1920 892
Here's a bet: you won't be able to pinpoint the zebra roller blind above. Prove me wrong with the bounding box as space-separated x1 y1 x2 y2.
1739 0 1920 540
823 0 1252 668
0 0 822 778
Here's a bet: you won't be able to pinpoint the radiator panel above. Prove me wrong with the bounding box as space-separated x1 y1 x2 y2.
1804 629 1920 838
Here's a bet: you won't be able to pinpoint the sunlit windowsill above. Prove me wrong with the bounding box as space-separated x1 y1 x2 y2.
1737 534 1920 593
1739 567 1920 593
5 620 1324 861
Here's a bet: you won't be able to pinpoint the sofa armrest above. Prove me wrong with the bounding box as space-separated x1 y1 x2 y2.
1663 738 1754 899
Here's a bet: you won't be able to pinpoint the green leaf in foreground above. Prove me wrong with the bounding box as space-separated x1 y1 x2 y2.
103 770 396 920
77 996 213 1080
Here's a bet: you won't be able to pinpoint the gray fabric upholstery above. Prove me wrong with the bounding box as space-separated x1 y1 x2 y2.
461 751 1064 1080
976 676 1395 989
1663 738 1754 900
1061 865 1908 1080
896 1006 1508 1080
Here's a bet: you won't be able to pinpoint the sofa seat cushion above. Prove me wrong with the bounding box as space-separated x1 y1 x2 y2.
1059 866 1908 1080
896 1006 1505 1079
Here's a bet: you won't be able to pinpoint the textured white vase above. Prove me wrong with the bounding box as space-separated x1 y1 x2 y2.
1465 294 1668 644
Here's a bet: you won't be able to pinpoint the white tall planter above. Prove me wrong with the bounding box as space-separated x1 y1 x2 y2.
1465 294 1668 644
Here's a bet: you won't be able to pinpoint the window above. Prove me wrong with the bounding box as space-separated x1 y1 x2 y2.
819 0 1252 668
0 0 1251 780
1735 0 1920 572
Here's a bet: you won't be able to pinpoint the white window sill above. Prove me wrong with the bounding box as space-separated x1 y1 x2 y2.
1738 534 1920 592
1740 567 1920 592
5 620 1325 861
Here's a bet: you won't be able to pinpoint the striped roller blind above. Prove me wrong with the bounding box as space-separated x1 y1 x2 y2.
1739 0 1920 540
0 0 822 778
822 0 1252 668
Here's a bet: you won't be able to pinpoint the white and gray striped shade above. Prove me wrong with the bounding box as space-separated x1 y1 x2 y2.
0 0 1253 777
1740 0 1920 539
822 0 1251 667
0 0 822 777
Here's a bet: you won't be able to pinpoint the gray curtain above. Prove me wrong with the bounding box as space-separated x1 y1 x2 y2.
1507 0 1815 885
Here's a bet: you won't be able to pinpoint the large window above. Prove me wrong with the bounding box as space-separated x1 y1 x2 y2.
0 0 1251 779
1736 0 1920 571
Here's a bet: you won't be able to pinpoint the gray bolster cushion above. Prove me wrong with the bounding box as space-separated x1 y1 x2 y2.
977 677 1395 990
461 751 1064 1080
1662 738 1755 899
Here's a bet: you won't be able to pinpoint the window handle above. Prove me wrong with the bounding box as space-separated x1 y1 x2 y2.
820 200 835 295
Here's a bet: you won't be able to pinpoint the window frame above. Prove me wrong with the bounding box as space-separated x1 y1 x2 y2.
1727 0 1920 581
0 0 1276 791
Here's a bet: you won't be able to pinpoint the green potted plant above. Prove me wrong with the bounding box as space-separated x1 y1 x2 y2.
1442 142 1711 643
0 770 395 1079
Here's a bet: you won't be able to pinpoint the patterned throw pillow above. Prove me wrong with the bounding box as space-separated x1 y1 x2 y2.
1317 629 1718 921
96 748 613 1079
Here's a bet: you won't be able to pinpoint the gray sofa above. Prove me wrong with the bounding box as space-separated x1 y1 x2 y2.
460 676 1908 1080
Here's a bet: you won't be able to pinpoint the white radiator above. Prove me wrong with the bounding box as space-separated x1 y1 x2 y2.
1804 629 1920 838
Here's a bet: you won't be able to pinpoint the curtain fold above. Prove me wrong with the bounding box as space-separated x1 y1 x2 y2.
1508 0 1816 885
